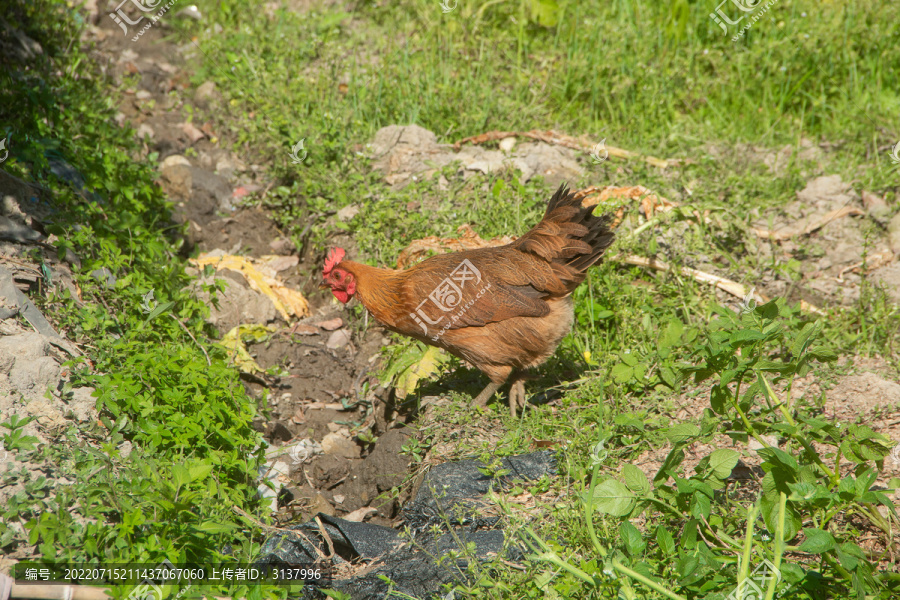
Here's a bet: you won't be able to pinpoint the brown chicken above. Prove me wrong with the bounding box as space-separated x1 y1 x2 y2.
321 184 615 414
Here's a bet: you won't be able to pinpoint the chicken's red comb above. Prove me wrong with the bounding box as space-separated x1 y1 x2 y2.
323 247 346 275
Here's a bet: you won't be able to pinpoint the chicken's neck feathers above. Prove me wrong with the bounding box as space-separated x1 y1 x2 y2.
340 261 405 325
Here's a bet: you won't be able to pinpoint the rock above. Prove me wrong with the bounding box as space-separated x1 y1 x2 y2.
135 90 151 100
216 156 244 179
193 274 278 331
337 204 360 221
90 267 117 288
861 190 889 222
118 441 133 459
370 125 455 186
0 215 42 242
160 156 193 201
513 142 583 187
161 154 191 170
309 492 335 516
269 238 293 255
796 174 857 207
499 137 516 152
189 167 233 212
160 164 192 201
369 124 583 187
325 328 352 350
321 431 360 459
888 212 900 254
315 318 343 331
260 255 298 272
136 123 154 140
194 81 220 106
65 387 97 423
181 122 206 144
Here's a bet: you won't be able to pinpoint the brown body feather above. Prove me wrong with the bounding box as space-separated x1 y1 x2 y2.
336 185 615 391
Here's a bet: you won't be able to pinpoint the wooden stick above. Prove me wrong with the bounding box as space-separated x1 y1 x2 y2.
621 255 827 315
753 206 864 241
451 129 677 168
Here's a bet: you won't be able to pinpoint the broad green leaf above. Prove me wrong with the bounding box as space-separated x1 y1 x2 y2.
619 521 645 556
791 321 820 357
798 528 836 554
619 352 638 367
656 526 675 555
660 318 683 349
146 300 175 321
171 464 191 488
710 384 729 414
654 447 685 483
666 423 700 444
188 462 214 483
622 464 650 496
730 329 765 345
589 479 636 517
611 363 633 384
194 522 236 534
707 449 740 479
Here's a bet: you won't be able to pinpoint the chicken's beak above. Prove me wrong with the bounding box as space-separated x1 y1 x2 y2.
318 282 330 290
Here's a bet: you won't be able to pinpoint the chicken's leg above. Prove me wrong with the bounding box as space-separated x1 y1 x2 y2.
507 376 528 416
472 381 502 407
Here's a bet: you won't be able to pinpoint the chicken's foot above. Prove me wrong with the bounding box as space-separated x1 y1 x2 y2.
508 378 527 416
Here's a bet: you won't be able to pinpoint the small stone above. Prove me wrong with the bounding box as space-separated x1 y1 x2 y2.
862 190 890 225
136 123 154 140
499 136 516 152
160 155 191 170
316 318 343 331
269 238 293 255
337 204 360 221
288 324 318 336
333 494 345 504
194 81 219 106
182 122 206 144
135 90 151 100
310 492 335 516
325 328 351 350
889 212 900 254
321 431 360 459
